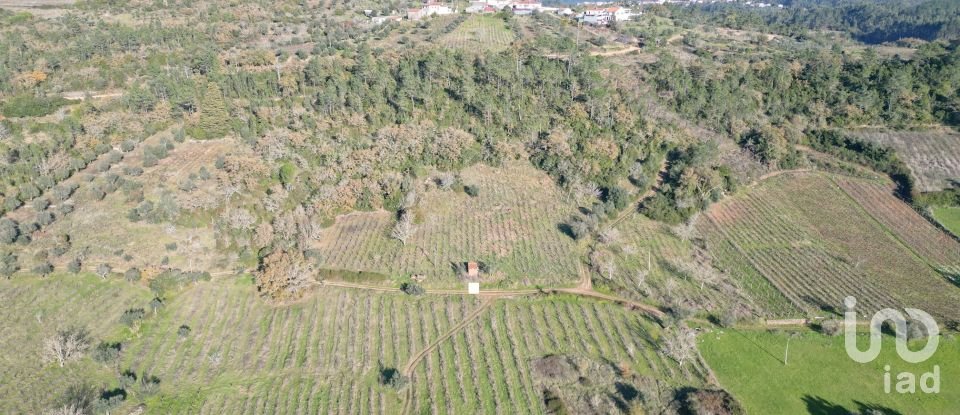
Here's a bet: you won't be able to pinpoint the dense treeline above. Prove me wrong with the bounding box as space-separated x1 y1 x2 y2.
806 130 916 200
645 42 960 166
668 0 960 44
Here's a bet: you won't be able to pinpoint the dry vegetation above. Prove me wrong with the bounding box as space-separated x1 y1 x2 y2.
848 128 960 192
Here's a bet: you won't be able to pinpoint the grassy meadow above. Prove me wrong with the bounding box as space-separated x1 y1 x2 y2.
701 329 960 414
933 206 960 239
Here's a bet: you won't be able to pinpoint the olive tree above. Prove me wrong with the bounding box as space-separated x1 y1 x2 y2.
43 326 90 367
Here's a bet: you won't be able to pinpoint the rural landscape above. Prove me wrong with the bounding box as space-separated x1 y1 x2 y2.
1 0 959 413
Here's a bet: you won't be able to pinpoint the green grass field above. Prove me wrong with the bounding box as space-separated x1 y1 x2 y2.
701 329 960 414
933 206 960 238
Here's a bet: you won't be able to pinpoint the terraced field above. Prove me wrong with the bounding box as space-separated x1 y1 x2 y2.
848 128 960 192
703 172 960 321
441 15 516 52
311 162 582 288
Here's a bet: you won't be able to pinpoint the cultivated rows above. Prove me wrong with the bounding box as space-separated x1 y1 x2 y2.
704 174 960 320
118 280 696 414
849 129 960 192
442 15 516 52
312 162 582 287
835 177 960 272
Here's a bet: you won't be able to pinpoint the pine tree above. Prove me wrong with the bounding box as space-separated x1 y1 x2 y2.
197 83 231 139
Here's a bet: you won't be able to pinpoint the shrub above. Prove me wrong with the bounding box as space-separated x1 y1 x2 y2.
400 282 425 296
33 261 54 276
178 325 191 338
59 203 75 215
1 94 70 117
88 187 107 201
818 319 843 336
119 308 145 327
36 211 55 226
67 257 82 273
106 151 123 164
0 252 18 278
605 185 630 211
92 342 121 363
0 219 19 244
378 364 407 389
464 184 480 197
124 268 141 283
33 198 50 211
19 221 39 235
96 263 112 279
684 389 743 415
120 140 136 152
143 151 158 167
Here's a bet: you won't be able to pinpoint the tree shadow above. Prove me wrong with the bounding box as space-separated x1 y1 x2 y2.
556 223 576 239
800 294 840 316
803 395 848 415
802 395 903 415
854 401 903 415
730 329 782 364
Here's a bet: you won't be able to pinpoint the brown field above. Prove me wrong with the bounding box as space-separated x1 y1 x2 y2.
848 128 960 192
703 172 960 322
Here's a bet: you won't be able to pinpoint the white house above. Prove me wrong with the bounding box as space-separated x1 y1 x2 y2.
510 0 542 11
581 6 636 25
581 8 611 25
371 15 403 25
407 2 454 20
486 0 512 9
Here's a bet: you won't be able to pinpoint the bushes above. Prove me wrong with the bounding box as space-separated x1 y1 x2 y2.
806 130 916 201
124 268 141 283
92 342 121 363
400 281 425 296
464 184 480 197
32 261 54 276
147 269 211 295
1 94 71 118
0 219 19 244
0 252 17 278
119 308 145 327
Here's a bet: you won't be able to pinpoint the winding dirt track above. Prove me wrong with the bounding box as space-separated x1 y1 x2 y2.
402 298 494 376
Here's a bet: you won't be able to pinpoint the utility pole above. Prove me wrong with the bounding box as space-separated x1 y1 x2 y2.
784 335 791 365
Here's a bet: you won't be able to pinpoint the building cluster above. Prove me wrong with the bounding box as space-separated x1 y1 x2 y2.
578 6 636 25
407 2 456 20
371 1 643 26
